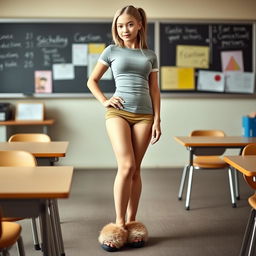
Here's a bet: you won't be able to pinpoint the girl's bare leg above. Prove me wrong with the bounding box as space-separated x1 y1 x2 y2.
106 117 135 228
126 122 152 223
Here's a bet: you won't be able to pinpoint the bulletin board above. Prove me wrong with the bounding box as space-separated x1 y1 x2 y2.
159 22 255 95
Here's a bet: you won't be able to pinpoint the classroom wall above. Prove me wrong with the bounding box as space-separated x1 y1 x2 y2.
0 0 255 168
1 0 256 20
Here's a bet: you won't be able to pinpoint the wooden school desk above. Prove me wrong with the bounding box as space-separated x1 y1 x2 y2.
0 141 68 165
0 166 74 256
0 119 55 141
0 140 69 255
174 136 256 209
224 156 256 177
223 155 256 256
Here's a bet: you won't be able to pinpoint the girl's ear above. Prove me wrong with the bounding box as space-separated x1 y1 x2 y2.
138 21 142 30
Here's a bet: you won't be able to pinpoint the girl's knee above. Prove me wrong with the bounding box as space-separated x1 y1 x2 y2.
132 168 141 181
118 162 136 179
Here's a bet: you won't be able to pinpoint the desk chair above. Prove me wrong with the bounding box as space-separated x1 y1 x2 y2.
239 144 256 256
0 211 25 256
178 130 237 210
0 150 41 251
8 133 51 142
8 133 58 166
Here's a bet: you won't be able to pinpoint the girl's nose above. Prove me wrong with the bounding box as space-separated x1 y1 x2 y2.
123 26 128 32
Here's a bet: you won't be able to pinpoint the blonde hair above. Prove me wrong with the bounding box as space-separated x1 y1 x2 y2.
111 5 148 49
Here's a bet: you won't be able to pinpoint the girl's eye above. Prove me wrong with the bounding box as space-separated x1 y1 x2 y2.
118 25 123 29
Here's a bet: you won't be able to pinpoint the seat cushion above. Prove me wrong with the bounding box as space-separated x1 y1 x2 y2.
193 156 228 168
0 222 21 248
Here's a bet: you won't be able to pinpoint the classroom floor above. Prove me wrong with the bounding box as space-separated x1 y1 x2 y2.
10 168 253 256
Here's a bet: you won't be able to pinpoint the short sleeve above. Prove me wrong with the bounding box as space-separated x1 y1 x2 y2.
98 45 112 67
151 52 158 72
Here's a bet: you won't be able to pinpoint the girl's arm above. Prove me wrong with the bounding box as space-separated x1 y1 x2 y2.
149 71 161 144
87 62 124 109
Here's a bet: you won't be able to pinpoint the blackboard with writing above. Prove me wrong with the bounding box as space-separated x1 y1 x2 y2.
159 22 254 93
0 21 155 95
211 23 253 72
160 23 209 66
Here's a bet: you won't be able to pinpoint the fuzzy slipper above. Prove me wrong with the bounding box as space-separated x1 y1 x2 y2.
126 221 148 248
98 223 128 252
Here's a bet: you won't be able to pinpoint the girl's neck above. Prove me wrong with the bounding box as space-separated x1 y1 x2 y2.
123 41 139 49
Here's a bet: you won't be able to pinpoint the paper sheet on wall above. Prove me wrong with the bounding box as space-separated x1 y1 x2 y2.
34 70 52 93
197 70 224 92
225 71 255 93
16 103 44 121
88 43 106 54
53 64 74 80
161 66 195 90
221 51 244 72
176 45 209 69
88 54 112 80
72 44 88 66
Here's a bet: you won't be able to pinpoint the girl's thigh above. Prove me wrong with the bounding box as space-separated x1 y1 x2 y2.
106 117 135 165
131 122 152 166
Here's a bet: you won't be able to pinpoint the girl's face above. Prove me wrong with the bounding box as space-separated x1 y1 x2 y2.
116 13 141 46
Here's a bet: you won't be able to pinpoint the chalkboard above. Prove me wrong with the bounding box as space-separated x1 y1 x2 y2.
0 21 155 95
160 23 209 66
159 22 254 94
211 23 253 72
0 20 254 97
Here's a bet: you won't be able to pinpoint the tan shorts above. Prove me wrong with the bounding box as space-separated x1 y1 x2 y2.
105 108 154 126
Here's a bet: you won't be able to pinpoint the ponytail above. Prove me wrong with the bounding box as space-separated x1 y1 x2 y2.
137 8 148 49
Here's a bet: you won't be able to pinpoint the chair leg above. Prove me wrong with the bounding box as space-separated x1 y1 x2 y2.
248 214 256 256
31 218 41 250
185 166 194 210
228 168 237 208
234 168 240 200
16 236 26 256
240 209 255 256
178 165 189 200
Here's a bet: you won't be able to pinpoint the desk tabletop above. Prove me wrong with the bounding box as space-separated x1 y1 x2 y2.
174 136 256 147
224 156 256 177
0 141 69 157
0 166 73 198
0 119 55 126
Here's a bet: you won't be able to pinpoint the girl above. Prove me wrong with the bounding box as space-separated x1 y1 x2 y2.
87 5 161 252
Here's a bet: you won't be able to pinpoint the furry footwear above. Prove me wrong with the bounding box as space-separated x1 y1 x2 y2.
98 223 128 252
126 221 148 248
